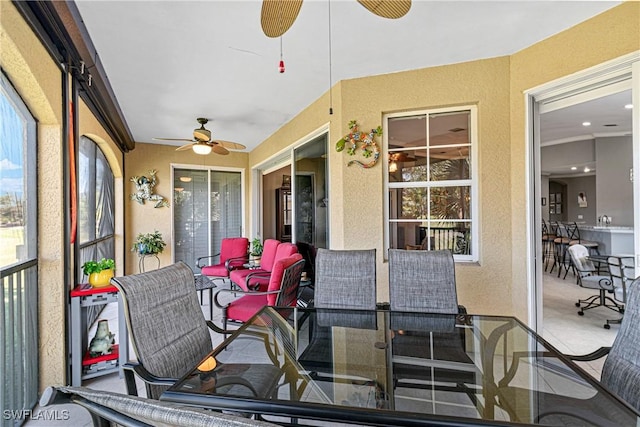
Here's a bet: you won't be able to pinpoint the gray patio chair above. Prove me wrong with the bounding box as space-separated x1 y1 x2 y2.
111 262 282 400
567 244 622 315
313 248 377 309
39 385 279 427
604 255 636 328
498 277 640 419
388 248 462 314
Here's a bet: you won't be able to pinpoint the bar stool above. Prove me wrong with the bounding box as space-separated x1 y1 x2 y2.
542 219 556 272
550 222 571 277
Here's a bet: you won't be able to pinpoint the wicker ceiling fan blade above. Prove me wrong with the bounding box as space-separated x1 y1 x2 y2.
212 144 230 155
357 0 411 19
175 143 195 151
261 0 303 38
154 137 194 142
215 140 246 151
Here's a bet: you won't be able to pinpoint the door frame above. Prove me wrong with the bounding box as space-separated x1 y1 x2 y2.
525 51 640 331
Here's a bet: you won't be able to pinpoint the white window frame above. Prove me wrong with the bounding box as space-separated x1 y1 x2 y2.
383 105 479 262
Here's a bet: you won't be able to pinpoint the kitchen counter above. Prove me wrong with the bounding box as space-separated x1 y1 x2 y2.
577 224 634 254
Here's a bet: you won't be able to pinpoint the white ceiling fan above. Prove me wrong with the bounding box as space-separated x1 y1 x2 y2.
153 118 246 155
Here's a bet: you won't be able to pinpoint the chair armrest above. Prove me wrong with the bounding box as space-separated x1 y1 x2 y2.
123 362 177 386
565 346 610 362
246 271 271 290
196 254 220 269
225 254 250 272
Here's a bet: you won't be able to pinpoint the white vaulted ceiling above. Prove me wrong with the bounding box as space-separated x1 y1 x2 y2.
74 0 623 151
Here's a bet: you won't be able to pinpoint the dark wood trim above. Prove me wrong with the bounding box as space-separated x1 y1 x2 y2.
12 1 135 152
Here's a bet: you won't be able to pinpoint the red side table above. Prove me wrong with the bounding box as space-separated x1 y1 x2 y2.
70 284 129 386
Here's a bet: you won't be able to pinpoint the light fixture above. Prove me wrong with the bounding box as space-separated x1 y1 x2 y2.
192 143 212 155
571 166 577 170
179 176 192 183
174 187 184 192
389 161 398 173
625 104 633 109
582 121 591 126
584 167 591 173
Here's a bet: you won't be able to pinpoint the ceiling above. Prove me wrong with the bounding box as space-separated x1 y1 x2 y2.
73 0 623 153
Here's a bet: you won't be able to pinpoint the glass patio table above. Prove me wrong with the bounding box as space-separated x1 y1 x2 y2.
161 307 639 426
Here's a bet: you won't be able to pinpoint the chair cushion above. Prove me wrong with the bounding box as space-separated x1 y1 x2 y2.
231 268 268 291
259 239 281 272
227 293 269 322
267 253 303 305
201 264 228 277
220 237 249 263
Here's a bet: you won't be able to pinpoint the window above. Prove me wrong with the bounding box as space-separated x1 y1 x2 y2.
77 136 115 283
173 168 243 272
385 107 477 261
1 71 38 420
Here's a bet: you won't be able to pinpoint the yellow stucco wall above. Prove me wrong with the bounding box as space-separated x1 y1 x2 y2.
508 2 640 317
248 2 639 317
124 143 249 274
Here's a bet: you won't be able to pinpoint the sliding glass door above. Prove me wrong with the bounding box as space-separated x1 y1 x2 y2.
173 168 243 270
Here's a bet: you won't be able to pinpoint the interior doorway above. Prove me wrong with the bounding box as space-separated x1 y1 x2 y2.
527 53 639 364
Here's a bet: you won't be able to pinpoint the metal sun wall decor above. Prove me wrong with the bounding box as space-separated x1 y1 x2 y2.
335 120 382 169
130 169 169 208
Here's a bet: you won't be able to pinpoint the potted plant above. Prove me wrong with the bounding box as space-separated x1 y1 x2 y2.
132 230 166 255
250 237 263 266
82 258 116 288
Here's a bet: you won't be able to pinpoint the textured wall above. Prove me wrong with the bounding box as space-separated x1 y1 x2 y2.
509 1 640 318
124 142 249 274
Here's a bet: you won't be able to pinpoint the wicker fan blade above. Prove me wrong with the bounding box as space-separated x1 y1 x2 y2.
175 143 195 151
261 0 303 38
154 137 194 142
212 144 230 155
215 140 246 151
357 0 411 19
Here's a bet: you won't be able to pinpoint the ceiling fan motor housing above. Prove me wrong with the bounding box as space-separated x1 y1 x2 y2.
194 127 211 141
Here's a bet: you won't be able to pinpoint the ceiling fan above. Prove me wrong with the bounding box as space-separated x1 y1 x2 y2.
261 0 411 38
153 118 246 155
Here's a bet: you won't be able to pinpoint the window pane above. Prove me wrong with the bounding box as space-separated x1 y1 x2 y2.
429 146 470 181
430 186 471 220
423 222 471 254
389 188 428 220
388 115 426 150
0 81 35 267
429 111 470 146
388 221 426 250
388 149 427 182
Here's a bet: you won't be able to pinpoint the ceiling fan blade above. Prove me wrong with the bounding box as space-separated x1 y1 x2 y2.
357 0 411 19
261 0 303 38
175 143 194 151
215 140 246 151
212 144 230 155
153 137 194 142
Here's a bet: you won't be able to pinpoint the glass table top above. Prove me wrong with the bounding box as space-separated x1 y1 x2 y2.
162 307 639 426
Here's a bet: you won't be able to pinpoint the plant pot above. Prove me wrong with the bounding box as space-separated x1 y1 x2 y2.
250 255 261 267
89 269 114 288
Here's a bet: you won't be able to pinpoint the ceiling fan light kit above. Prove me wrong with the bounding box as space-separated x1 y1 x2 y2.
153 117 246 156
192 143 212 155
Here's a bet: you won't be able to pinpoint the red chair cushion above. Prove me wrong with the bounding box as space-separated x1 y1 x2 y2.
230 268 268 291
267 253 303 305
201 264 228 277
226 293 269 323
259 239 281 272
220 238 249 263
273 243 298 265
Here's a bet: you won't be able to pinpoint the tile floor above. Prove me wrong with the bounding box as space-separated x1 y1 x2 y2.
26 271 622 425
